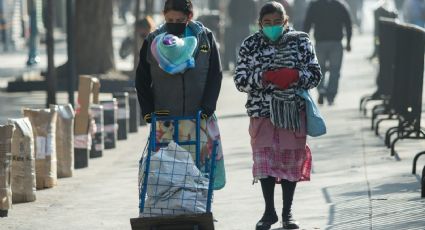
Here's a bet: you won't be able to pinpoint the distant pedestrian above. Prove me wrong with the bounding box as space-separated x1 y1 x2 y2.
224 0 257 70
346 0 364 32
291 0 309 30
135 17 156 41
0 1 7 51
304 0 352 105
234 2 322 229
118 0 132 23
402 0 425 27
119 16 156 59
27 0 41 66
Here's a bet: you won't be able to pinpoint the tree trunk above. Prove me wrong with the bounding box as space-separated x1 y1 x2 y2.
75 0 115 75
46 0 56 106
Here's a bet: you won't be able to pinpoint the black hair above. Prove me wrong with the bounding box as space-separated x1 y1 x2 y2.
163 0 193 16
259 1 286 22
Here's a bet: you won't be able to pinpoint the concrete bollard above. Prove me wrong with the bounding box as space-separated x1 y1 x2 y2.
90 105 104 158
113 92 129 141
126 88 139 133
101 99 118 149
74 75 101 169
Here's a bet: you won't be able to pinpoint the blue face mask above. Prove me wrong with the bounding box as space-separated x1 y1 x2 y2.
262 25 284 41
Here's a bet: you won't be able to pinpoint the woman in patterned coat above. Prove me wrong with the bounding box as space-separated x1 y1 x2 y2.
234 2 322 229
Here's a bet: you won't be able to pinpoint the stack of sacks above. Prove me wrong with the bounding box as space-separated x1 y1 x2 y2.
23 107 58 189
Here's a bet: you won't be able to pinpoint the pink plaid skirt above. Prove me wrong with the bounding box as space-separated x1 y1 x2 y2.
249 114 312 182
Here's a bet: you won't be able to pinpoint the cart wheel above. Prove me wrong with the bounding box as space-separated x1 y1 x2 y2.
150 224 200 230
131 213 214 230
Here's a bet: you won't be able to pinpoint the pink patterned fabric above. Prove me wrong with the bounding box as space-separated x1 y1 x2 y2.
250 114 312 182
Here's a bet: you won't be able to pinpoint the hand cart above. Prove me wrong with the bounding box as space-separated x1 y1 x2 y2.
131 112 218 230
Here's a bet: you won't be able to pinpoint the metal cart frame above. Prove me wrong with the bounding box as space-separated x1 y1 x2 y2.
131 112 217 230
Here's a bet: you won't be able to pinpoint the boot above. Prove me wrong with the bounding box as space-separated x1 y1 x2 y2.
282 210 299 229
256 212 278 230
256 177 278 230
281 180 299 229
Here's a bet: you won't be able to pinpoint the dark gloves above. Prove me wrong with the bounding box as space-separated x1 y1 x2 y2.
143 109 213 123
200 107 214 120
263 68 299 90
143 110 170 123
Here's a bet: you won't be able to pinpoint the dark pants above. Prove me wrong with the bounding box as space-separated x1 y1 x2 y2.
315 41 344 102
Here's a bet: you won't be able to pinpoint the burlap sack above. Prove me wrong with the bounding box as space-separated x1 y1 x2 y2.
54 104 75 178
0 125 15 211
8 118 37 203
23 108 58 189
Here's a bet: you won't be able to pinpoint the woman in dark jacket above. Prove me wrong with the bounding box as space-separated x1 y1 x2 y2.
234 2 322 229
136 0 222 121
135 0 226 193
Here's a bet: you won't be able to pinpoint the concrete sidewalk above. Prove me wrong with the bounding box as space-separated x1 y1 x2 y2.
1 29 425 230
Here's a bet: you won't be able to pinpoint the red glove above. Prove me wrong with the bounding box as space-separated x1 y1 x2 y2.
263 68 299 89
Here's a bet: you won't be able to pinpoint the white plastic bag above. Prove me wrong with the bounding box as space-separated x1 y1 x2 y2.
140 141 209 217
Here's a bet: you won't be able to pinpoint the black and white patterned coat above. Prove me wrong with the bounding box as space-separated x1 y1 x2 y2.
234 28 322 118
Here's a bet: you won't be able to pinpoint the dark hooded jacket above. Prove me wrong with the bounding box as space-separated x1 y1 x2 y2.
136 21 222 117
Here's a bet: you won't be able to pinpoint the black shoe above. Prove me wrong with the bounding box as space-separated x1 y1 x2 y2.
26 56 40 66
317 94 324 105
256 212 278 230
282 213 299 229
327 96 335 106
